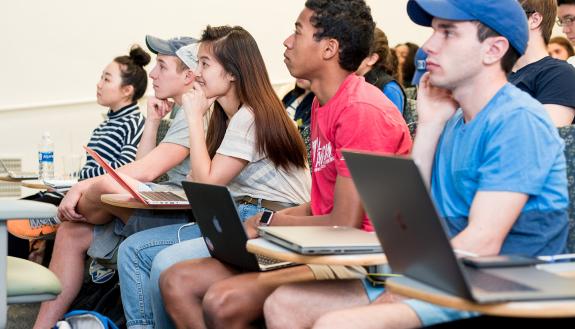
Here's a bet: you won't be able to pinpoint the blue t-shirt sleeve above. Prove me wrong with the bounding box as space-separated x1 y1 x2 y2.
477 109 563 195
382 81 404 114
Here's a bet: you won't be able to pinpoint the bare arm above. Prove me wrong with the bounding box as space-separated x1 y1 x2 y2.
59 142 189 222
182 85 248 185
411 73 458 186
543 104 575 127
244 176 363 238
137 97 175 159
450 191 528 256
277 203 312 216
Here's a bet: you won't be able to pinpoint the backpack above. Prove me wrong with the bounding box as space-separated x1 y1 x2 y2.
68 270 126 328
54 310 119 329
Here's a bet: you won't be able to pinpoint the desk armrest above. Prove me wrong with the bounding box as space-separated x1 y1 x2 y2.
0 200 57 220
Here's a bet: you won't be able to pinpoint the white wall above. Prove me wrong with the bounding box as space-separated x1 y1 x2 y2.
0 0 567 173
0 0 431 172
0 0 428 111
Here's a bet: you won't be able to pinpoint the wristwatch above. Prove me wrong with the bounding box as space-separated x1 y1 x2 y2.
258 210 275 226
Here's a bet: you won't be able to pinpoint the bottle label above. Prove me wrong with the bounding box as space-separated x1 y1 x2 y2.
39 151 54 162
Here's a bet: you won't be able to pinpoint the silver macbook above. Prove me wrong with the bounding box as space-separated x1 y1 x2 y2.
0 159 38 179
182 181 294 271
344 150 575 304
258 226 382 255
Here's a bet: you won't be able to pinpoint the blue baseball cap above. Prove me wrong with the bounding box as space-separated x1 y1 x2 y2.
411 48 428 86
406 0 528 56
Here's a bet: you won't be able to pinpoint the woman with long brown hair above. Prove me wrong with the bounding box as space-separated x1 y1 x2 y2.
117 25 311 329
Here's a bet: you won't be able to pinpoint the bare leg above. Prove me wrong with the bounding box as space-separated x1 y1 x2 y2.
264 279 369 329
33 221 93 329
313 300 421 329
160 258 239 329
202 265 315 329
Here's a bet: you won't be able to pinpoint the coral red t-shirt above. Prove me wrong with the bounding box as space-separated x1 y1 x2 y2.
310 74 412 231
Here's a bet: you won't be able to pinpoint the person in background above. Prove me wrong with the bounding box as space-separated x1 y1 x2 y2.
558 0 575 65
7 45 148 259
357 27 406 113
395 42 419 87
282 78 315 163
509 0 575 126
548 36 575 60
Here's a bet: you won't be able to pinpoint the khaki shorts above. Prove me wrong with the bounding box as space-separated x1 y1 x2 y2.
306 264 367 280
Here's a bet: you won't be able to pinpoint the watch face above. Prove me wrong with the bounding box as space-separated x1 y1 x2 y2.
259 211 273 225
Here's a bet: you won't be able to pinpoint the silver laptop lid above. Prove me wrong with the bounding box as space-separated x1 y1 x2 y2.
258 226 382 255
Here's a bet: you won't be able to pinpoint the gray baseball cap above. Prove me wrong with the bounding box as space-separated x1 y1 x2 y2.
145 35 199 69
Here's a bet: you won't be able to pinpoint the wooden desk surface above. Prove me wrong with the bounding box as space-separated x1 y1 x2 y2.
20 180 48 190
0 175 23 184
386 266 575 318
246 238 387 266
101 193 191 210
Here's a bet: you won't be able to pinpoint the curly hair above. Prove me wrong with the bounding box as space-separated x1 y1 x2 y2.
305 0 375 72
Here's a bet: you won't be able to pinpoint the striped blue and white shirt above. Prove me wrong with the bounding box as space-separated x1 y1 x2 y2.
80 103 145 179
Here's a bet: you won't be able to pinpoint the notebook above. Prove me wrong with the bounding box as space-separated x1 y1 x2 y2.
258 226 382 255
344 150 575 304
0 159 38 179
181 181 294 271
83 146 188 206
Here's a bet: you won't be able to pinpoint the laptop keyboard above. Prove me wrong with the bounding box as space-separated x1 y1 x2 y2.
140 191 187 202
465 269 537 292
256 254 285 266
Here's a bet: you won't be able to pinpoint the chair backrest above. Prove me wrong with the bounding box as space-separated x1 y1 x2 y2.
558 125 575 253
403 99 418 140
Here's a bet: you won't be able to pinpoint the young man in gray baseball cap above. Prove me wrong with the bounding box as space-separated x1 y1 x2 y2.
264 0 569 328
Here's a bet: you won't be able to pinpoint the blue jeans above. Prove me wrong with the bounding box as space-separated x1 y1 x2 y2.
118 202 264 329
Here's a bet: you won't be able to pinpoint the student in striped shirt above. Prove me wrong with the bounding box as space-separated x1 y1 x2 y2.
8 45 149 245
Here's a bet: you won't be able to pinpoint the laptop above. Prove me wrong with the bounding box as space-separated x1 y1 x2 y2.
258 226 382 255
181 181 294 271
344 150 575 304
0 159 38 179
83 146 188 206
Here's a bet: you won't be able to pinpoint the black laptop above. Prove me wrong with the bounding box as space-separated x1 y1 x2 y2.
344 150 575 304
181 181 294 272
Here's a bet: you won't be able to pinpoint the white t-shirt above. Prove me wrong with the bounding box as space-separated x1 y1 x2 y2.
217 105 311 204
568 56 575 68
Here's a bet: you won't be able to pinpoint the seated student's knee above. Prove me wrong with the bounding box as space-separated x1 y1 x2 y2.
202 281 246 324
159 263 195 302
313 312 342 329
56 221 92 250
264 285 303 329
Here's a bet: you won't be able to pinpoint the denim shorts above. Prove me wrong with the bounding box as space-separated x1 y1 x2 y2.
403 299 480 326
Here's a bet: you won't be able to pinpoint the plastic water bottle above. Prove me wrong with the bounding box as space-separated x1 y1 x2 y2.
38 131 55 179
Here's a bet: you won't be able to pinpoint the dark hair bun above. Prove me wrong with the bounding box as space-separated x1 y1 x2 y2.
129 45 151 67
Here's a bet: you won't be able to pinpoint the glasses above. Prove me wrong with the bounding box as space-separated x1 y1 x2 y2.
557 16 575 27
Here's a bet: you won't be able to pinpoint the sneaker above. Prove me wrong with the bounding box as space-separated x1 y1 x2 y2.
7 216 60 240
89 258 116 284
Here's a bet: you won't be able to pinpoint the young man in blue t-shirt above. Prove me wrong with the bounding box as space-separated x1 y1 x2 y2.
263 1 569 328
